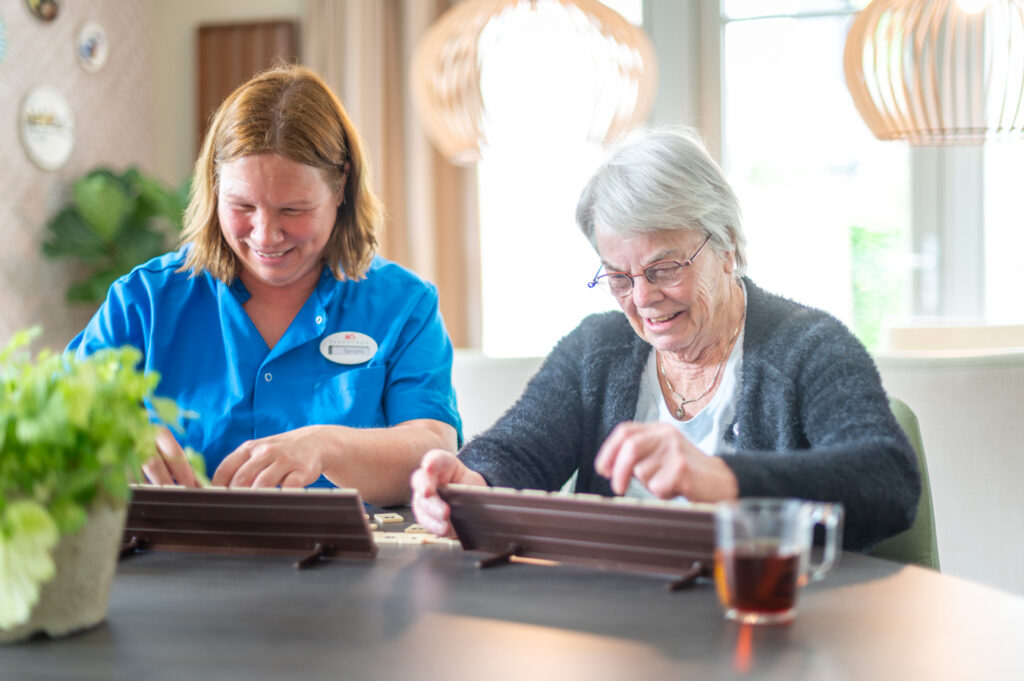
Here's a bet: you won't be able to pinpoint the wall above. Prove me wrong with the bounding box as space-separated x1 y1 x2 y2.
150 0 302 187
877 351 1024 597
0 0 155 351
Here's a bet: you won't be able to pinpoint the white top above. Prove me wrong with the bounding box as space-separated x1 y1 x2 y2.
625 295 746 501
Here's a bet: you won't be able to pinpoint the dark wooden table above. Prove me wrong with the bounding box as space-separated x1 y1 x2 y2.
3 516 1022 680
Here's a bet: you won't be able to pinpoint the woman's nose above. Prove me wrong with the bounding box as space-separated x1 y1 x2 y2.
250 210 281 244
631 275 662 306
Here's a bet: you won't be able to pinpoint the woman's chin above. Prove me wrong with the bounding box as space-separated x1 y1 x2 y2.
641 331 681 353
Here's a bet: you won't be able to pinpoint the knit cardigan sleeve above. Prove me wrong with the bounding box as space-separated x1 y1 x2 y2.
457 312 644 494
724 280 921 551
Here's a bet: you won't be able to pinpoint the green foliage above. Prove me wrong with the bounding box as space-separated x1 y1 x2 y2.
0 328 169 531
0 327 184 628
42 167 189 304
850 224 905 352
185 447 210 487
0 500 58 629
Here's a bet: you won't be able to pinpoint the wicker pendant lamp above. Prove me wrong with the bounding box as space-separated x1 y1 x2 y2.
844 0 1024 144
411 0 657 165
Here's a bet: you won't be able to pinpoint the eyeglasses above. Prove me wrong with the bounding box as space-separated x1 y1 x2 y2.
587 235 711 298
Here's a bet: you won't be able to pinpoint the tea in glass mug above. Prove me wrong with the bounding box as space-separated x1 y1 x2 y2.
713 498 844 625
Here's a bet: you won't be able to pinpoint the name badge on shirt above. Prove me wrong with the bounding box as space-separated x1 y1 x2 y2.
320 331 378 365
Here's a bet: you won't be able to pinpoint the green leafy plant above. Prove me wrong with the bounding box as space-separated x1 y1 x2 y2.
850 224 906 352
42 167 189 304
0 327 184 629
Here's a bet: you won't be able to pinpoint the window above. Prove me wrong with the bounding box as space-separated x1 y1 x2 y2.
717 0 1024 346
476 0 642 357
721 1 910 349
476 0 1022 356
984 140 1024 323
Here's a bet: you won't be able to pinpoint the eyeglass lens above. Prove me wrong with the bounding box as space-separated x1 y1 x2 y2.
606 262 686 296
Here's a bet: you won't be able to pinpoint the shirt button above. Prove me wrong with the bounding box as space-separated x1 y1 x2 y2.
264 373 272 382
315 315 324 325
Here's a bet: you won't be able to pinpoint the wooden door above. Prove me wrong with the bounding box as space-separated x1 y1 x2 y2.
196 21 298 152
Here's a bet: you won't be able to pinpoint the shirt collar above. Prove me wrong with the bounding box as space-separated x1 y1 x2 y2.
225 264 339 306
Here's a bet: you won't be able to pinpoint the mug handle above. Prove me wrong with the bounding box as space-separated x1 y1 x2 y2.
805 502 844 582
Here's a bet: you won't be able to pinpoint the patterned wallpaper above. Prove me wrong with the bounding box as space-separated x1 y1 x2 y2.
0 0 153 351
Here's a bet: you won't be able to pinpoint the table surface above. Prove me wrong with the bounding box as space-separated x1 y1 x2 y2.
3 510 1023 681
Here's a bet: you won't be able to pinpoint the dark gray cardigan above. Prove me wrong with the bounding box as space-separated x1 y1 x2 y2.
459 278 920 551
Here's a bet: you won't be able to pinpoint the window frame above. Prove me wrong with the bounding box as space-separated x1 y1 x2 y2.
644 0 987 320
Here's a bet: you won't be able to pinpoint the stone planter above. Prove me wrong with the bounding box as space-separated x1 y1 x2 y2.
0 503 127 643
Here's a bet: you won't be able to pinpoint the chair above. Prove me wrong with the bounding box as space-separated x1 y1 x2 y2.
867 397 940 570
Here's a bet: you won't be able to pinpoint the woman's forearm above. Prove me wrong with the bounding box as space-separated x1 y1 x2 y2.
319 418 459 506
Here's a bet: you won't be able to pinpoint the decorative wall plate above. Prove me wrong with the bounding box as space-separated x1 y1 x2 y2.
75 20 107 72
25 0 58 22
19 85 74 171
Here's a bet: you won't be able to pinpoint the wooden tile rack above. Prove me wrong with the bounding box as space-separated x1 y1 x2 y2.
121 484 377 567
440 485 715 588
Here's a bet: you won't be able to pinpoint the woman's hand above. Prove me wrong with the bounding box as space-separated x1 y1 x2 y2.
593 422 738 503
410 450 487 537
212 426 326 488
142 427 202 487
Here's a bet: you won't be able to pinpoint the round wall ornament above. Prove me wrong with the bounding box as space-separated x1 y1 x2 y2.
75 20 108 72
25 0 59 22
19 85 75 171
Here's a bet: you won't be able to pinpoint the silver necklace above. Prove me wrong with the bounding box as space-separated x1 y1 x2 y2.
659 313 745 420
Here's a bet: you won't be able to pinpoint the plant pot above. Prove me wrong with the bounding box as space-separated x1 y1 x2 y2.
0 502 127 643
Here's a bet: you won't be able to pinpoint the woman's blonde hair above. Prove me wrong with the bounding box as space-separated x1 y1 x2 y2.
180 63 382 282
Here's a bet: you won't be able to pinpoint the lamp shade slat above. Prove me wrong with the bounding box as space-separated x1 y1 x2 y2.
411 0 657 165
844 0 1024 144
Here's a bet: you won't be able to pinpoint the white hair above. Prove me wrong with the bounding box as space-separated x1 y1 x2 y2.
576 127 747 276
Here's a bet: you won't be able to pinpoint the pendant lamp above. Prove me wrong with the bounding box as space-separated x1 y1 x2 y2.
844 0 1024 144
411 0 658 165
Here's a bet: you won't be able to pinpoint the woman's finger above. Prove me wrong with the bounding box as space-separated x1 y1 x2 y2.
411 451 456 536
212 445 253 487
609 434 645 495
251 461 291 489
142 453 174 485
154 427 200 487
279 470 309 489
594 421 639 477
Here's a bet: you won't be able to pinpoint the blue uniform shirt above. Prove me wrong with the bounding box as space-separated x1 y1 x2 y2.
69 248 462 486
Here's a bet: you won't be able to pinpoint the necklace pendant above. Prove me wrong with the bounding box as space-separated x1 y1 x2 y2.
675 404 686 419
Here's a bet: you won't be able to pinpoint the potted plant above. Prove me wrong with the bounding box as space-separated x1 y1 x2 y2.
0 327 184 642
42 166 188 304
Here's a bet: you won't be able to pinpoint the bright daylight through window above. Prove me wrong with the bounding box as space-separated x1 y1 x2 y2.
722 0 910 351
477 0 1023 356
984 139 1024 324
725 0 1024 344
476 0 642 357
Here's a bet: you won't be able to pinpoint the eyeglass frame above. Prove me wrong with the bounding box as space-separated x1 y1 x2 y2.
586 234 712 297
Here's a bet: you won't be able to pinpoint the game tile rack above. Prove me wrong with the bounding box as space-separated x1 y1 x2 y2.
120 484 377 568
439 484 715 590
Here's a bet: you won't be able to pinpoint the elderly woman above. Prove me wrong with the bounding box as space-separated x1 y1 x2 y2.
412 128 919 550
70 65 460 505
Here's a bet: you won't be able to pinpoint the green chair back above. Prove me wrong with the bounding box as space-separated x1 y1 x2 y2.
868 396 940 570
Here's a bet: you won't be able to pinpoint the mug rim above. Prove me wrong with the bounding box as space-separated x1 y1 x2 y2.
716 497 814 512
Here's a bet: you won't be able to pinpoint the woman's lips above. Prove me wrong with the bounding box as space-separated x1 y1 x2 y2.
644 310 682 328
251 246 291 260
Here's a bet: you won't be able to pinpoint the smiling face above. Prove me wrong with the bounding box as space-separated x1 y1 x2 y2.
594 224 738 359
217 153 342 294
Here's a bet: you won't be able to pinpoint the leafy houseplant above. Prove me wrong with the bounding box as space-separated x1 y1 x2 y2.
42 167 188 304
0 328 183 642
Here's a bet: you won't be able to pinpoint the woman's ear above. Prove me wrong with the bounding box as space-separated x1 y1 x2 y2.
722 249 736 275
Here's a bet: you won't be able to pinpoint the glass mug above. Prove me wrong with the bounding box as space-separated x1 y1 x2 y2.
713 498 844 625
